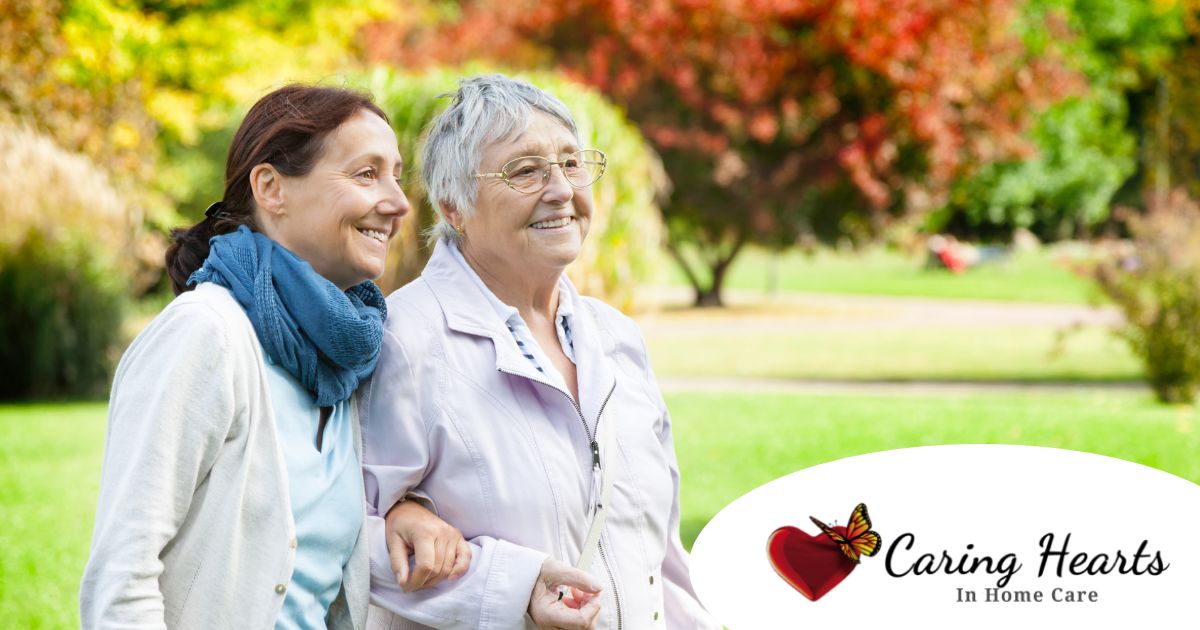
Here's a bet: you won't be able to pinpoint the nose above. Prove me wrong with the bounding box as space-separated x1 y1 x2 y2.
380 176 412 217
540 163 575 204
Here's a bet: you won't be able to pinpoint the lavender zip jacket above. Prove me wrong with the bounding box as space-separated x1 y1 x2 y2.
360 240 718 629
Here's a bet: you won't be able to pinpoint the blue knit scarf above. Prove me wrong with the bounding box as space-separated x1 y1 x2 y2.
188 225 387 407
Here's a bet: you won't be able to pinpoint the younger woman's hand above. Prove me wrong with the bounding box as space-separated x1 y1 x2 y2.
384 500 472 591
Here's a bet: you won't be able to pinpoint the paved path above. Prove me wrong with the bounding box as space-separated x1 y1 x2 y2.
657 375 1145 396
634 286 1121 335
634 287 1134 396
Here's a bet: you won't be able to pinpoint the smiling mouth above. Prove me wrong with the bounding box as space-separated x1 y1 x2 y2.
357 227 389 243
530 217 574 229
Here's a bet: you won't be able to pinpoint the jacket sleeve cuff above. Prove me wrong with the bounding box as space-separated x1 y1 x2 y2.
478 538 546 628
403 490 437 515
367 515 547 629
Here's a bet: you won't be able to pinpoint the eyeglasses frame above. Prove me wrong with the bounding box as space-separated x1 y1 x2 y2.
474 149 608 194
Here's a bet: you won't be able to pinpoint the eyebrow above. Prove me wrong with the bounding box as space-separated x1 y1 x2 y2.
347 151 404 170
499 141 580 164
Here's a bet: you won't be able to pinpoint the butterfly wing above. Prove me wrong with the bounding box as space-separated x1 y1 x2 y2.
844 503 882 558
809 516 847 544
810 515 860 562
851 530 882 558
843 503 872 539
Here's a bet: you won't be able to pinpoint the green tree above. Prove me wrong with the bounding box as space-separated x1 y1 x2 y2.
0 0 156 184
936 0 1186 240
59 0 391 217
2 0 392 252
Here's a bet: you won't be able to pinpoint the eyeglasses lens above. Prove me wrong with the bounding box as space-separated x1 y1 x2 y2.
503 150 606 193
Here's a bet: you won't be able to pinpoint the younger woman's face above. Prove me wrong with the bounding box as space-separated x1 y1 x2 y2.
270 110 410 290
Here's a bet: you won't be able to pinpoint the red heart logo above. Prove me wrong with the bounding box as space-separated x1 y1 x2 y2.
767 525 857 601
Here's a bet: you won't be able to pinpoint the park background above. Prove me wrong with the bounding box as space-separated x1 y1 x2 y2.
3 0 1200 626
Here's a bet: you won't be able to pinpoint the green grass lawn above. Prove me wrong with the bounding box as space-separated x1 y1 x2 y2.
668 389 1200 547
666 246 1097 304
648 325 1142 382
3 392 1196 625
0 402 106 629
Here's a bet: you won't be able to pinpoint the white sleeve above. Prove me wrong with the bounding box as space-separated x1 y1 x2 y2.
360 329 546 629
79 301 239 629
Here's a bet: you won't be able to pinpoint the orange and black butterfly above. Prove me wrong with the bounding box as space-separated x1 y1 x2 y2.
809 503 882 563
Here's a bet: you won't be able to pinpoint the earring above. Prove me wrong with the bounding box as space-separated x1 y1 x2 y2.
454 224 465 237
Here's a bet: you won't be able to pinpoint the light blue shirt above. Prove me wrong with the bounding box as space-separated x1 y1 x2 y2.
448 240 576 386
263 348 363 629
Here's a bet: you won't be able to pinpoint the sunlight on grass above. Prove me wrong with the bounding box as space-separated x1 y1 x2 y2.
666 246 1096 304
667 390 1200 548
0 402 106 629
5 391 1194 622
648 325 1140 382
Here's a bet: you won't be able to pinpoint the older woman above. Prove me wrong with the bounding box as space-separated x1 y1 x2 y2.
362 75 718 629
80 85 468 629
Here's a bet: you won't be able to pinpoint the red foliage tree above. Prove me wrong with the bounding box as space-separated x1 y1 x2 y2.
366 0 1082 306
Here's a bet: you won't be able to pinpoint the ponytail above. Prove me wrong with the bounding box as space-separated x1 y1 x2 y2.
165 210 252 295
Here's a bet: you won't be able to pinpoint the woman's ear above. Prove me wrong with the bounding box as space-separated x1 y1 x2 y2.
440 202 462 229
250 164 286 217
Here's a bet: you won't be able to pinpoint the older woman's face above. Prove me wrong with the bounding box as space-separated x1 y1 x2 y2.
465 111 593 275
272 110 409 290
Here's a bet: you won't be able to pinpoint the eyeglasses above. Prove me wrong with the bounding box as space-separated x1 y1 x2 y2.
475 149 607 194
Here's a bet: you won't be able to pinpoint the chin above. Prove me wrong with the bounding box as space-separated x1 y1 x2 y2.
360 266 385 283
362 253 390 278
540 248 581 270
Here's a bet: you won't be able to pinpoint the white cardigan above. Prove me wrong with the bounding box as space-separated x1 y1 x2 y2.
80 282 368 629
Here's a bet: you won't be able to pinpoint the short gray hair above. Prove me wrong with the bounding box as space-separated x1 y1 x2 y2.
422 74 580 245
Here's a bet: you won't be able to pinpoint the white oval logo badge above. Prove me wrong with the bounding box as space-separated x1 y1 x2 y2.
689 445 1200 627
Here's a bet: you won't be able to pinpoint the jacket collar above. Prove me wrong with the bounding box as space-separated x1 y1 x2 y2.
421 240 522 366
420 239 617 423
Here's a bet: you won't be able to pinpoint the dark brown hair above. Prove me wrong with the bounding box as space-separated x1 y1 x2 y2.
165 84 389 294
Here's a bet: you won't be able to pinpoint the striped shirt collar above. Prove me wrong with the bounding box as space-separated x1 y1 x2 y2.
446 240 577 372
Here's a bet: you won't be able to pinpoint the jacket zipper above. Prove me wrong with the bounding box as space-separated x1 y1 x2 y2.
589 385 622 630
498 368 623 628
597 537 624 629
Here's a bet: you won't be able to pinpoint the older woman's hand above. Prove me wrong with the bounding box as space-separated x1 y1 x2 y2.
384 500 471 591
528 558 603 629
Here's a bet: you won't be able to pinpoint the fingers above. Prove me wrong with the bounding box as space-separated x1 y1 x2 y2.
450 537 472 579
407 532 441 591
388 532 411 589
531 600 600 630
579 595 602 627
540 558 603 594
562 586 598 610
418 532 457 590
387 500 471 591
530 559 605 630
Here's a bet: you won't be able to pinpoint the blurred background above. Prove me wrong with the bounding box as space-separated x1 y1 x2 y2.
3 0 1200 625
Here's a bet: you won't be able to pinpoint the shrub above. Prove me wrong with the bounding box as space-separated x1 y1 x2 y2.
0 232 127 399
0 126 135 399
1092 190 1200 403
360 66 667 311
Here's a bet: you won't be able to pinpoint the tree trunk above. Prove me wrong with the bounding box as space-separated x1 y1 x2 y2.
667 231 745 308
693 288 724 308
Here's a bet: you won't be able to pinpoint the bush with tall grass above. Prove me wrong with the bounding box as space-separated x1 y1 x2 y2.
1092 190 1200 403
0 126 137 399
